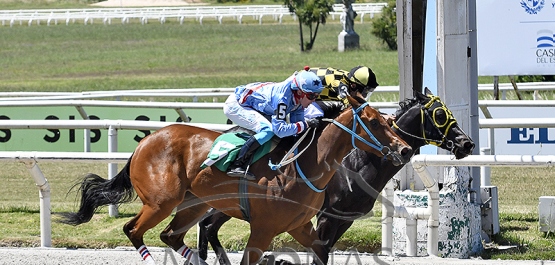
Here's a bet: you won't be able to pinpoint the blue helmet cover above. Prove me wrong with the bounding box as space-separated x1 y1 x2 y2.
293 70 323 94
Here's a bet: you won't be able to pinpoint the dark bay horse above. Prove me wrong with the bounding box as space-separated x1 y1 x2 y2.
197 88 475 264
60 95 412 265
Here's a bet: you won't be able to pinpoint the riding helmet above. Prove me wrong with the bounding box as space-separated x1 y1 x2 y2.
292 70 324 94
347 66 379 90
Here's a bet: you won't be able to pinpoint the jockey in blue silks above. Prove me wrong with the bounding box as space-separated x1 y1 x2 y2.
223 70 324 179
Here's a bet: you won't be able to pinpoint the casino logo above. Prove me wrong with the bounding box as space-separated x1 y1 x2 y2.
521 0 545 14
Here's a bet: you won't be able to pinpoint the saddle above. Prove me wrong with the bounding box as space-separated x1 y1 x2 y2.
201 130 278 172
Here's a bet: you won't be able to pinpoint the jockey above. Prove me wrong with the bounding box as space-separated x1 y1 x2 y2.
304 65 380 118
223 70 324 179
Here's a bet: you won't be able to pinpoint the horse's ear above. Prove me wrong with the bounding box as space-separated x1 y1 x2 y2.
414 88 426 100
347 95 362 109
424 87 434 96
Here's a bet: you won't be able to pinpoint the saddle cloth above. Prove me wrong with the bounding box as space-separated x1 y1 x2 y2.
200 132 273 172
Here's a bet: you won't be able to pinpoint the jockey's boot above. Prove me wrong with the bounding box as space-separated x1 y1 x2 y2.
227 136 261 180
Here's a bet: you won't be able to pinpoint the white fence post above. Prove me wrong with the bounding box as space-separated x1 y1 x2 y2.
23 159 51 248
480 147 491 186
108 125 119 217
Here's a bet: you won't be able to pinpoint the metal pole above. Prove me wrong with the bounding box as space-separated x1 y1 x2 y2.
468 0 481 204
75 106 91 152
381 181 394 256
480 147 491 186
108 125 118 217
24 160 51 247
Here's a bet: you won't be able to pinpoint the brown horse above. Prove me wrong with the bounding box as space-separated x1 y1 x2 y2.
60 95 412 265
198 88 476 265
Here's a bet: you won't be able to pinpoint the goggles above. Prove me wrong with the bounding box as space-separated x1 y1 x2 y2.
361 86 376 97
304 92 319 100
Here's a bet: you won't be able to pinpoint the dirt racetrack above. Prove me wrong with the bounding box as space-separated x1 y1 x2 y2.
1 247 555 265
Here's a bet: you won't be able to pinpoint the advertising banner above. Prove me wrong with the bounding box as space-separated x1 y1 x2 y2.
477 0 555 75
479 106 555 155
0 107 228 152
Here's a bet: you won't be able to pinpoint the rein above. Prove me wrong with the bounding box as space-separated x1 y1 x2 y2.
322 102 387 155
269 102 388 193
268 127 316 170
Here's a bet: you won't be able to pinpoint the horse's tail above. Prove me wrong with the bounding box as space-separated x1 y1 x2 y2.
59 155 135 226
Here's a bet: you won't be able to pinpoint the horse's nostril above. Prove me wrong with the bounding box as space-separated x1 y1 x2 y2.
464 141 475 150
401 147 411 157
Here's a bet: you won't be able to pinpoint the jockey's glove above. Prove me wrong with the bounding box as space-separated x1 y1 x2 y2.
305 118 320 129
338 83 349 99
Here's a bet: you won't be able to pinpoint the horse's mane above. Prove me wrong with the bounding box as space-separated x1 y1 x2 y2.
314 94 369 119
395 97 419 120
314 100 345 119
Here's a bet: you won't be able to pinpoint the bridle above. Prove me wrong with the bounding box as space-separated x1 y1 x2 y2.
269 102 396 193
392 95 458 150
324 102 391 156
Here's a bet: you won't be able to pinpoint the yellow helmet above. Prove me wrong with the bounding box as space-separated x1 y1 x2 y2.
347 66 379 96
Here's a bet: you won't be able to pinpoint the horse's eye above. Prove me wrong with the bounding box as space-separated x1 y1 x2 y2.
434 109 447 126
370 119 379 129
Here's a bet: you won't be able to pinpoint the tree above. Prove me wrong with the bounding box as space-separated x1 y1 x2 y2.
371 0 397 50
285 0 334 52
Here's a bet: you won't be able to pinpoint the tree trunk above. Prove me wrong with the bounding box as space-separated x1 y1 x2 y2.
298 20 304 52
309 21 321 50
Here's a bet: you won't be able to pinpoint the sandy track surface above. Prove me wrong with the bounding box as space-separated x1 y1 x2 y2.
1 247 555 265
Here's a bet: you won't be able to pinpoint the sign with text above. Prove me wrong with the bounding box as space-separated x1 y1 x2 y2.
479 106 555 155
477 0 555 75
0 107 228 152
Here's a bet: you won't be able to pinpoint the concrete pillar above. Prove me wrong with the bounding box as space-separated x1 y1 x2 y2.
436 0 480 203
396 0 427 191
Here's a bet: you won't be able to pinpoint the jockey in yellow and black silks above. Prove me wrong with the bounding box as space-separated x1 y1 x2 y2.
304 65 380 118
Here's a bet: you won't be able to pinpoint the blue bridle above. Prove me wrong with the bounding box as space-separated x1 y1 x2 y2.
295 102 388 193
329 102 386 155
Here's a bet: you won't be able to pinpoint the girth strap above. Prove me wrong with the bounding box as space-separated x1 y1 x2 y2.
238 176 251 222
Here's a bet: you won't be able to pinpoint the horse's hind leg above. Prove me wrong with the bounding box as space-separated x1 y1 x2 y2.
198 209 233 265
124 204 176 265
160 194 211 264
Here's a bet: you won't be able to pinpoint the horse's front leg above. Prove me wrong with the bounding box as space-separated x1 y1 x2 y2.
315 214 342 256
243 225 277 265
287 222 329 265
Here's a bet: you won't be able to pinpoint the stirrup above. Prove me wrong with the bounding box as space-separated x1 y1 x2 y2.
227 167 256 180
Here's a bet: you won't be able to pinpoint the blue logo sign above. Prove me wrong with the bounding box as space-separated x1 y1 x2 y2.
521 0 545 14
537 30 555 48
507 128 555 144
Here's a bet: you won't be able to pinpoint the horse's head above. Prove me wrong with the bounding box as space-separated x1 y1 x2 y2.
331 95 412 166
394 87 475 159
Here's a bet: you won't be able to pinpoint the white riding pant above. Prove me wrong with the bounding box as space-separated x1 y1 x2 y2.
223 94 274 144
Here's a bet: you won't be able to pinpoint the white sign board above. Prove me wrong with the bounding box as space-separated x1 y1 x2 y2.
477 0 555 75
479 107 555 155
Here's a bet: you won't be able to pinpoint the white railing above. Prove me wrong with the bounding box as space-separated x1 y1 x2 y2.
0 3 386 26
0 99 226 122
0 82 552 101
330 3 387 22
0 5 293 26
8 150 555 249
1 97 554 155
3 151 132 247
381 154 555 257
0 120 233 248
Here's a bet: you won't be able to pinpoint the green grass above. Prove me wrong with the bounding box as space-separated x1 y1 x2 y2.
1 0 555 260
0 18 400 92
